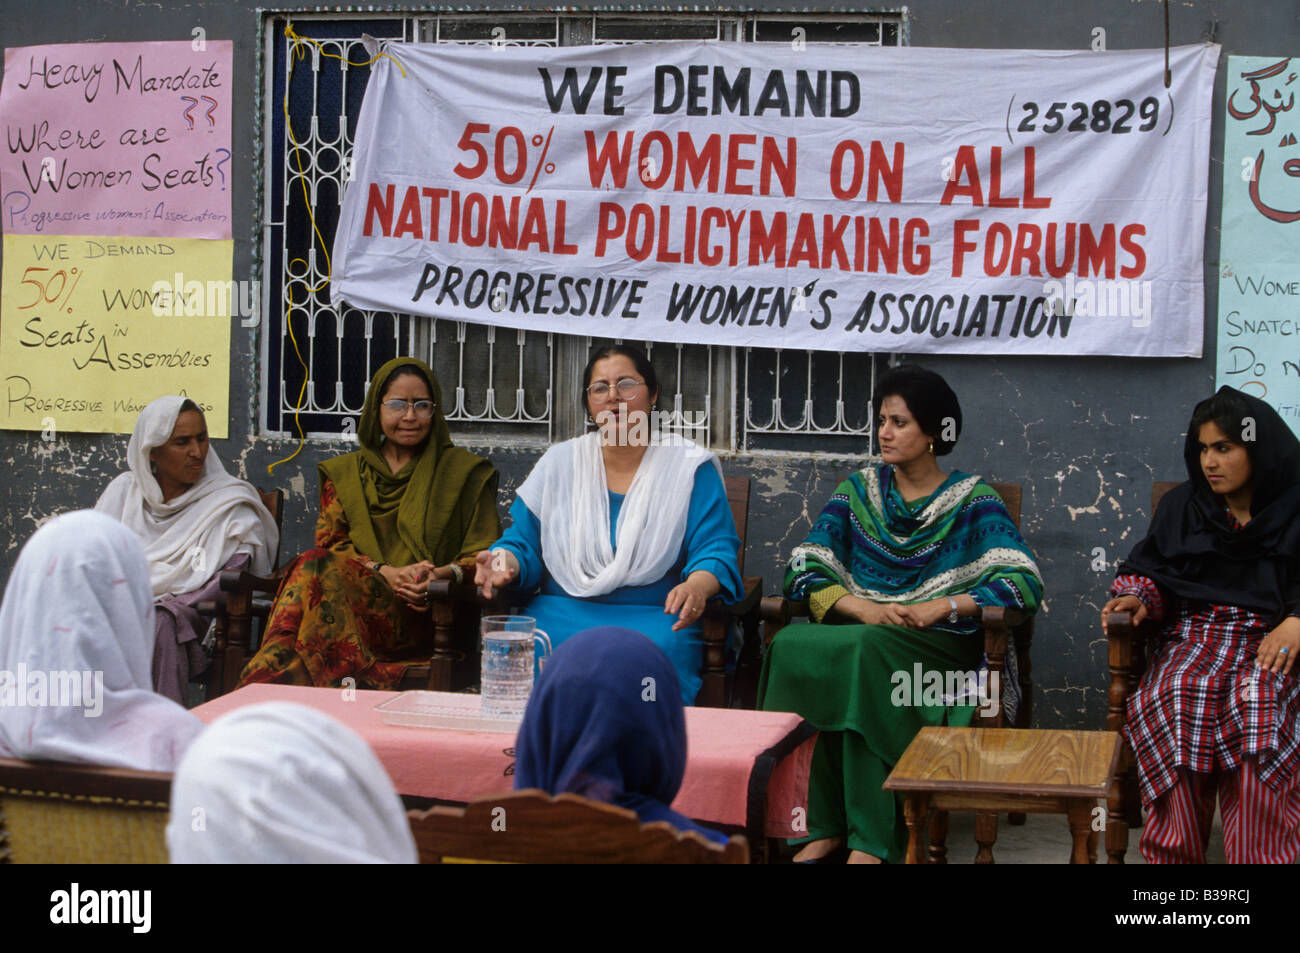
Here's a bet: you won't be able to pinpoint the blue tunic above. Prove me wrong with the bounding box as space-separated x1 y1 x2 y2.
493 461 743 705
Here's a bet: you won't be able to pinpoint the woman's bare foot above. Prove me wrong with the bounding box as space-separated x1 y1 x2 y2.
792 837 844 862
847 849 883 864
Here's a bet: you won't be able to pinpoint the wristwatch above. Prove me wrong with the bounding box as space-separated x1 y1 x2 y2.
946 597 960 624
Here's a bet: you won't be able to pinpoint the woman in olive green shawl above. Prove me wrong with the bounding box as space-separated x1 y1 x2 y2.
239 358 500 688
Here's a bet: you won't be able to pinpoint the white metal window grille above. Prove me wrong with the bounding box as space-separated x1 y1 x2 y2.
260 11 904 451
261 15 558 442
737 14 901 454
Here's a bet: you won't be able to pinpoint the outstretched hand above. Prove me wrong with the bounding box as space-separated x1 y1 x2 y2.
474 548 519 599
664 570 722 632
665 581 709 632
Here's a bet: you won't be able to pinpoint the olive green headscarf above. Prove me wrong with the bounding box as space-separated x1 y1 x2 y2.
318 357 499 566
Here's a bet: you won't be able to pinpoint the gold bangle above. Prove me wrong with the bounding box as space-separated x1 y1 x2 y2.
448 563 464 584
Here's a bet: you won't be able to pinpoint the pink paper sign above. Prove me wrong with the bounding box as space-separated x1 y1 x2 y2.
0 40 233 239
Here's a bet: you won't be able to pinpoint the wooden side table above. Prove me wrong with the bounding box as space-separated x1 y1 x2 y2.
883 727 1122 864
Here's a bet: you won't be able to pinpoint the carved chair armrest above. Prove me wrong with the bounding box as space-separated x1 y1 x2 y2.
978 606 1026 629
426 576 509 613
427 576 483 602
1105 611 1151 730
719 577 762 618
760 597 809 646
219 566 288 596
760 596 795 625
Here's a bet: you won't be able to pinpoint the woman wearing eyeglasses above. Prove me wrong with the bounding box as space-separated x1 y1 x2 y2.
474 344 742 705
239 358 500 688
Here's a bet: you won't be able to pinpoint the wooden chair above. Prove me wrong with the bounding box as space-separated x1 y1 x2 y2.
0 757 172 863
201 488 286 698
700 476 763 708
416 476 764 709
1103 480 1180 864
758 481 1035 862
408 789 748 863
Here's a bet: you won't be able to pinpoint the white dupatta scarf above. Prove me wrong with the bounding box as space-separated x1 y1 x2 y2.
0 510 202 771
95 396 278 598
515 431 720 599
166 702 418 864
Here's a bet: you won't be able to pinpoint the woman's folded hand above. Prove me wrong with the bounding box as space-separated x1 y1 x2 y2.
1256 616 1300 677
892 599 950 629
391 561 437 608
1101 594 1147 634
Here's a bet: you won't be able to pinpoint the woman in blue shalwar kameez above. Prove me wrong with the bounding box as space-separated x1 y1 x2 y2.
475 345 742 705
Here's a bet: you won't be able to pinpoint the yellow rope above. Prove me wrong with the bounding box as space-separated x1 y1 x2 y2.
266 24 405 476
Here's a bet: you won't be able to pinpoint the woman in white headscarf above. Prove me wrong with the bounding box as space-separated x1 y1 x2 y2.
166 702 418 863
0 510 202 770
95 396 278 703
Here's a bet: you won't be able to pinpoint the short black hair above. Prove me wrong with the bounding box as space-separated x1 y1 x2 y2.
580 344 658 418
871 364 962 456
178 398 202 415
1189 387 1255 456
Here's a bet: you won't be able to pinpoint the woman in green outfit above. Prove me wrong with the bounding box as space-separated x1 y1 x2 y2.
239 357 500 688
760 365 1042 863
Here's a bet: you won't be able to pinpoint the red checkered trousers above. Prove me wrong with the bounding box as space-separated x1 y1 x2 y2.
1112 573 1300 863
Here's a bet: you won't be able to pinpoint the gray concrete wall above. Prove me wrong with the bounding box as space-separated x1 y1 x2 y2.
2 1 1293 728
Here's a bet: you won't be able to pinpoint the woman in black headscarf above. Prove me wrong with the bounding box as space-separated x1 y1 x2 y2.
1102 386 1300 863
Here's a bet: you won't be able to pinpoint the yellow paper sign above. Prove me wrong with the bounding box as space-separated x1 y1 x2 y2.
1 233 232 436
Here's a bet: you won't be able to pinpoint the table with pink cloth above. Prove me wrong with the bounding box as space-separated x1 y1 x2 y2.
193 684 816 852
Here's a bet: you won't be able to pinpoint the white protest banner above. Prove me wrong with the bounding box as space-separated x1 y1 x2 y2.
332 41 1219 356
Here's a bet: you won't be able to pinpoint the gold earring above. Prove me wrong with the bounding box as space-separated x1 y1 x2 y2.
929 441 935 455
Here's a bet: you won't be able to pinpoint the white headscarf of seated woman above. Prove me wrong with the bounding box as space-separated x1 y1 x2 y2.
0 510 203 770
167 702 418 864
95 395 279 598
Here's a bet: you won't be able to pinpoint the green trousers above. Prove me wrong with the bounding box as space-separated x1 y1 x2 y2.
759 622 984 862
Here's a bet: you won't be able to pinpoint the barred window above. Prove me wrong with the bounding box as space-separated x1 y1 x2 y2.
259 11 904 452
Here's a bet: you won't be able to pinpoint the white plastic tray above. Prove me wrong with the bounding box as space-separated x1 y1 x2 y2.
373 690 522 733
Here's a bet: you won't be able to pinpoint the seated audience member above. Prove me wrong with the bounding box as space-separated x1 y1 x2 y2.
514 626 728 846
95 395 279 703
239 358 499 688
167 702 417 864
476 345 742 705
1102 386 1300 864
760 365 1043 863
0 510 202 770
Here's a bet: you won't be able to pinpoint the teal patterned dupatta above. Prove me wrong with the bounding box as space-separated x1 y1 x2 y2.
785 464 1044 719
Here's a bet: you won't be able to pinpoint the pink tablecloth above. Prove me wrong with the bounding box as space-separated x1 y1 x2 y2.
193 684 815 838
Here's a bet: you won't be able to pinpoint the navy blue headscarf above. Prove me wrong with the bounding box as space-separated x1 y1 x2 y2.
514 626 727 846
